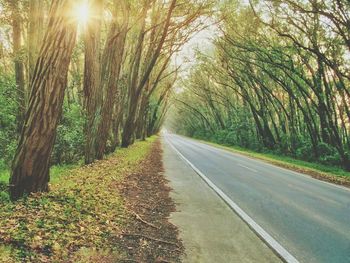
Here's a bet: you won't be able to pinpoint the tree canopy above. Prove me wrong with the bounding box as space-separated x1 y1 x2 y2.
170 0 350 171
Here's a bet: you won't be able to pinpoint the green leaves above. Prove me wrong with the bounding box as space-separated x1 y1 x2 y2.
52 102 85 165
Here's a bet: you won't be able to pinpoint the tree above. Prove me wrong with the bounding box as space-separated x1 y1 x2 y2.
9 0 78 200
8 0 25 132
121 0 211 147
94 0 129 159
0 0 212 200
83 0 103 164
28 0 45 83
171 0 350 170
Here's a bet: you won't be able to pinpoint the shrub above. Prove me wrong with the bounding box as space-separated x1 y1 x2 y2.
317 142 340 166
212 130 229 144
296 142 315 162
224 131 237 146
0 77 18 168
52 103 84 165
192 129 211 140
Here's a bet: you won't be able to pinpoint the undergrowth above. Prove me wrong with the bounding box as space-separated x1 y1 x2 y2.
0 137 156 262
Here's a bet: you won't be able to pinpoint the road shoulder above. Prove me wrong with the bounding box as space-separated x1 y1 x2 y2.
162 138 281 263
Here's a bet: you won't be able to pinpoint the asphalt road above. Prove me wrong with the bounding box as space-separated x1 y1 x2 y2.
165 133 350 263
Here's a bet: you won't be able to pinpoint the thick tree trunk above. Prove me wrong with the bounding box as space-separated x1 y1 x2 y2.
83 0 103 164
9 0 77 200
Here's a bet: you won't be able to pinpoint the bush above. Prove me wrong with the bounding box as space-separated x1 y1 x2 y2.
0 76 18 168
212 130 228 144
52 102 84 165
224 131 237 146
296 141 315 162
192 129 211 140
296 141 341 166
0 76 85 167
317 142 340 166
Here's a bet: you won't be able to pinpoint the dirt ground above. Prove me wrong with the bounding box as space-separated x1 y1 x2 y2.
114 140 183 262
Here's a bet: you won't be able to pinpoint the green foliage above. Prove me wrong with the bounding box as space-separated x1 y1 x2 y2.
0 177 10 202
0 77 85 167
0 137 157 262
52 102 85 165
171 0 350 171
316 143 341 166
296 142 341 166
0 76 18 169
295 142 315 162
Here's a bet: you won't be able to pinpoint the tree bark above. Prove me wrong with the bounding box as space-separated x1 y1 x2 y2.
83 0 103 164
28 0 44 84
95 4 129 159
9 0 77 200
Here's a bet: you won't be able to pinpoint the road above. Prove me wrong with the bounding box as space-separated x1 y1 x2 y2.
165 133 350 263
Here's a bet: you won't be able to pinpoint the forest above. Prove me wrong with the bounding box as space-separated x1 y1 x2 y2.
0 0 212 200
0 0 349 261
171 0 350 172
1 0 348 200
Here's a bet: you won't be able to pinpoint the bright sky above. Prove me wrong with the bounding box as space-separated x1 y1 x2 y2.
173 21 218 76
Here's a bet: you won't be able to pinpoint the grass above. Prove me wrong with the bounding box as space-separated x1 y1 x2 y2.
0 136 157 262
0 165 77 185
195 138 350 185
0 164 77 203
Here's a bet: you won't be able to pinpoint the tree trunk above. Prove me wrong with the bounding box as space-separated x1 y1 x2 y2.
9 0 26 132
9 0 77 200
122 0 176 147
83 0 103 164
95 7 129 159
28 0 44 84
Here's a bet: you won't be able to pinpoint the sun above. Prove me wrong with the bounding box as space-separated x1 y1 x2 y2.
75 2 90 25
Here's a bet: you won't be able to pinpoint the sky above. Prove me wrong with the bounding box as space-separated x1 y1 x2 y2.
172 21 219 75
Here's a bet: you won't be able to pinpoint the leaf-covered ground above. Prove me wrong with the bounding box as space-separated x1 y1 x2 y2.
115 139 183 262
0 136 182 262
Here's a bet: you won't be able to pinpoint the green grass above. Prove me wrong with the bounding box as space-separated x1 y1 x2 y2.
50 164 80 184
195 138 350 184
0 165 77 185
0 165 77 204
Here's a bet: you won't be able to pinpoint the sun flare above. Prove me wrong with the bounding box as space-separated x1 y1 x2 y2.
75 2 90 25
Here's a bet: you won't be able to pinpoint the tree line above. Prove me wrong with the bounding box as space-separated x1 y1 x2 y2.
171 0 350 171
0 0 212 200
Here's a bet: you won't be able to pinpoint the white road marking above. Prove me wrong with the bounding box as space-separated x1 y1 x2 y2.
166 137 300 263
238 164 258 173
